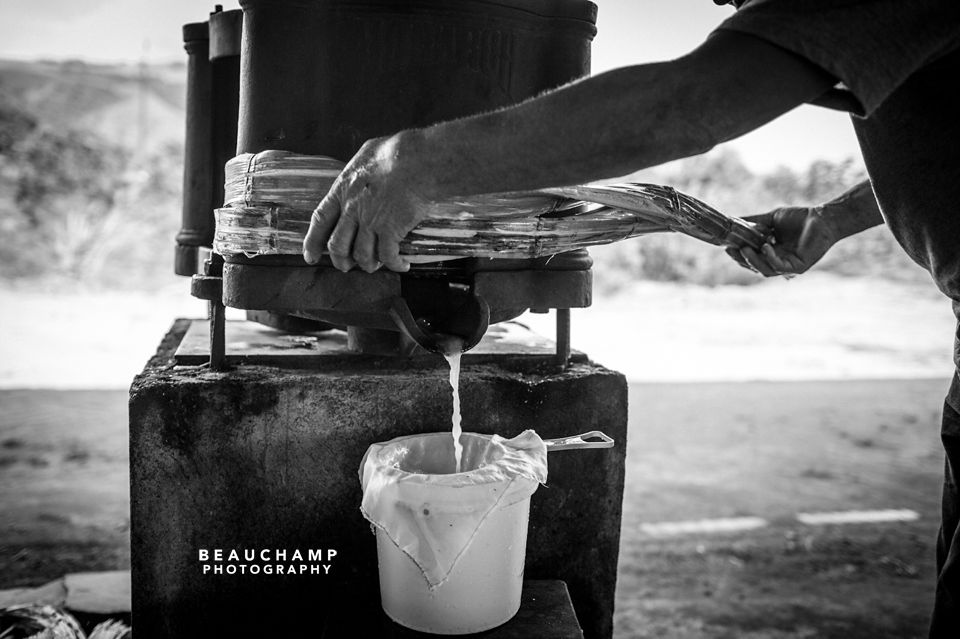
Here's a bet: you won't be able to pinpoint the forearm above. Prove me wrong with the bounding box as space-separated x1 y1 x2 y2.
408 63 715 195
818 180 884 240
399 31 836 199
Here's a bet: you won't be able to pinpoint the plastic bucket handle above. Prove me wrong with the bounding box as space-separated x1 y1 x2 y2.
543 431 614 451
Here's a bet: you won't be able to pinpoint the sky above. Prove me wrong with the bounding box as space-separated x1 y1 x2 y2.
0 0 863 171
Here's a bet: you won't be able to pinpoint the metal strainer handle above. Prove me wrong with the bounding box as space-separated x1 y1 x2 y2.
544 431 615 451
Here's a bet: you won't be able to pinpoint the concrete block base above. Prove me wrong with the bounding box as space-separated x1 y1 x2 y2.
130 320 626 638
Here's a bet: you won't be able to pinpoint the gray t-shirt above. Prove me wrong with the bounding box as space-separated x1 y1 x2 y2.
717 0 960 407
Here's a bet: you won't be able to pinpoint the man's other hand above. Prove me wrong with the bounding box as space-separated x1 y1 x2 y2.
727 207 838 277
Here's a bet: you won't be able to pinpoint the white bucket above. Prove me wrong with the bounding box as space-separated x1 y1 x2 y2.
376 495 530 634
360 431 546 635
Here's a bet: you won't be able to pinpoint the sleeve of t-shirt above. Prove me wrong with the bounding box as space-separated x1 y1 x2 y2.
714 0 960 117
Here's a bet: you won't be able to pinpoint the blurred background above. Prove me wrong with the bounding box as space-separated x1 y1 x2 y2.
1 1 955 637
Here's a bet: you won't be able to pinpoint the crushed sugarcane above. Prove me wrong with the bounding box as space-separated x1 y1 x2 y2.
213 150 768 260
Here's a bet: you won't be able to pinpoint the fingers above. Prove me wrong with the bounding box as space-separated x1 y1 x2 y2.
350 215 410 273
326 224 411 273
725 246 757 273
738 243 806 278
327 214 358 272
740 246 780 277
352 227 380 273
377 231 410 273
303 193 341 264
741 211 775 233
306 190 410 274
761 243 805 273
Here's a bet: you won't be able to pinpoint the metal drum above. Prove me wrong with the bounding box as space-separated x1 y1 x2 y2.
236 0 597 159
213 0 598 353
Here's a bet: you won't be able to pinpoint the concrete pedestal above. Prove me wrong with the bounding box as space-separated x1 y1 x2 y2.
130 320 627 639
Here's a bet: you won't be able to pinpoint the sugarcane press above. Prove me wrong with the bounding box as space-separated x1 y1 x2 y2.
132 2 626 638
181 0 599 362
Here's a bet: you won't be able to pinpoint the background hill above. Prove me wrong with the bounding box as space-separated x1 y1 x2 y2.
0 57 929 292
0 58 185 155
0 59 185 288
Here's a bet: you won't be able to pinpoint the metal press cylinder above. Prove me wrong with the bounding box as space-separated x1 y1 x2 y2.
175 8 243 277
174 21 212 276
236 0 598 159
209 8 243 227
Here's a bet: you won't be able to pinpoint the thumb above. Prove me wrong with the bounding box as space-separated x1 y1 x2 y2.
741 210 775 233
303 192 341 264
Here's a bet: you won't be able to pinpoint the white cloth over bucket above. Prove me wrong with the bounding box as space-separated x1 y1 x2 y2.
359 430 547 589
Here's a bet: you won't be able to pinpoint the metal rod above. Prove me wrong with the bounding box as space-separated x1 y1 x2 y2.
209 299 226 371
555 308 571 368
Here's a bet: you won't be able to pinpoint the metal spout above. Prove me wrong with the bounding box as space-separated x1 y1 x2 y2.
389 292 490 354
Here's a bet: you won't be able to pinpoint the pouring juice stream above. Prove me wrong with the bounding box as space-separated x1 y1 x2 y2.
441 338 465 473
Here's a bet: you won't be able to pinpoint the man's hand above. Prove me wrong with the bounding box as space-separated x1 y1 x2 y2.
303 133 434 273
727 181 883 277
727 207 839 277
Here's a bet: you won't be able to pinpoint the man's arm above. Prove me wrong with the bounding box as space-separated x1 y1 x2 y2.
820 180 886 239
304 30 838 272
732 180 885 276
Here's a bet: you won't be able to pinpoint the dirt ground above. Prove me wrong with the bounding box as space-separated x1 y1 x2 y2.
0 390 129 583
618 379 946 639
0 378 949 638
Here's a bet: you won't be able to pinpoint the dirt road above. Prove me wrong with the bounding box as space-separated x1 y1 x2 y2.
618 379 946 639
